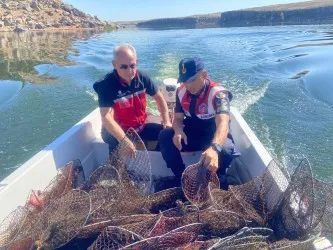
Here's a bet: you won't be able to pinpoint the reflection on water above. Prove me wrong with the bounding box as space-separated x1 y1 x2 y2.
0 80 23 106
0 30 100 83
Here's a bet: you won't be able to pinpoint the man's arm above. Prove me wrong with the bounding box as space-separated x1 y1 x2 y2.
201 90 231 172
152 90 172 127
100 107 126 141
173 112 185 135
200 114 229 172
100 107 135 157
212 113 229 146
172 112 187 151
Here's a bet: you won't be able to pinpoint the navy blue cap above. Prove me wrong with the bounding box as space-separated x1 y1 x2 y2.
177 57 204 83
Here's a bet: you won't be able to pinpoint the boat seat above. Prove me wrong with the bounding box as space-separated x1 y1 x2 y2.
92 137 109 166
90 137 247 186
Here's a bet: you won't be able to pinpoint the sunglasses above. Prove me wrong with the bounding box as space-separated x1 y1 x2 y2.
119 64 136 70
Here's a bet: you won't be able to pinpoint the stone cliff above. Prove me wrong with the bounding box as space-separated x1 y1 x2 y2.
0 0 106 31
137 13 221 29
136 0 333 29
220 0 333 27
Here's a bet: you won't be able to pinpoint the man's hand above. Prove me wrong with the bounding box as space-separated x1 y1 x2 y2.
120 136 136 159
172 130 187 151
163 121 172 128
200 147 219 172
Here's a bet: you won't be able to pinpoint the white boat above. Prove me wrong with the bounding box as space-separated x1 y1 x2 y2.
0 79 331 249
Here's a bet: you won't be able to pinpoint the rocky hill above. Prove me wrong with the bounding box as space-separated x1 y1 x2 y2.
0 0 106 31
136 0 333 29
220 0 333 27
137 13 221 29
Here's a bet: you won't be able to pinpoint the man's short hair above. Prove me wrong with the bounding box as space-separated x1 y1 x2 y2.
113 44 137 59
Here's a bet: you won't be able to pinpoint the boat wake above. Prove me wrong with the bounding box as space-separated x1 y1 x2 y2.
85 89 98 102
232 80 270 115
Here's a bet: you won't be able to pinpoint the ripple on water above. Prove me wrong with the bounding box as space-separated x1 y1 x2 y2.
290 70 310 80
302 69 333 107
0 80 23 106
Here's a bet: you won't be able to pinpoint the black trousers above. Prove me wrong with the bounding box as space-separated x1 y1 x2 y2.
101 123 164 154
158 128 239 188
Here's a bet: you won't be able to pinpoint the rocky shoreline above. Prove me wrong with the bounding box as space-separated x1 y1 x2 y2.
136 0 333 29
0 0 107 32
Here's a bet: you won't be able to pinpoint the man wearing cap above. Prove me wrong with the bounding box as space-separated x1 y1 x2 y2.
158 57 239 189
93 44 172 156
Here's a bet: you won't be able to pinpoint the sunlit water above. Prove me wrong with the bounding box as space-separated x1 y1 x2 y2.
0 26 332 181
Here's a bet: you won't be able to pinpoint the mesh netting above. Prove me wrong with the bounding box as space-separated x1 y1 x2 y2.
87 165 122 221
321 182 333 236
209 159 290 227
177 239 218 250
110 128 152 196
272 158 327 240
1 126 333 250
5 189 91 250
77 214 157 239
122 231 197 249
270 235 318 250
182 162 220 208
42 160 85 208
209 227 273 249
85 129 153 224
32 189 91 249
0 206 28 248
143 187 186 213
87 226 143 250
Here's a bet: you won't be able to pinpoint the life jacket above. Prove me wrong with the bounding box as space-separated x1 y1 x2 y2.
177 79 232 134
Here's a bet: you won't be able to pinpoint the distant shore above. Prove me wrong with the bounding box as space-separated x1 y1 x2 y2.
123 0 333 29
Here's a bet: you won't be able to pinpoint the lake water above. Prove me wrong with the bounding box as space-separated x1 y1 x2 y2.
0 26 332 181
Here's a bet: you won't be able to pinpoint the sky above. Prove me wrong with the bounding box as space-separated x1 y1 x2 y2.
63 0 306 22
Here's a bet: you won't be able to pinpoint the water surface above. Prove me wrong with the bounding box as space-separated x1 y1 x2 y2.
0 26 332 181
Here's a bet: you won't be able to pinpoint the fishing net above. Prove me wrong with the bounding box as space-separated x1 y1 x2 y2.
321 182 333 237
167 223 203 235
87 165 122 221
161 201 199 219
177 239 218 250
270 235 318 250
121 213 162 237
143 187 186 213
86 128 153 223
87 226 143 250
9 189 91 250
5 237 35 250
122 231 197 249
146 214 184 237
272 158 327 240
109 128 152 196
77 214 157 239
181 162 220 208
208 159 291 227
26 160 85 210
178 208 246 238
209 227 273 249
0 206 28 248
2 132 333 250
33 189 91 249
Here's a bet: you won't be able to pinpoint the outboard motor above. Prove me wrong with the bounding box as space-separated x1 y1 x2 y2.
160 78 180 121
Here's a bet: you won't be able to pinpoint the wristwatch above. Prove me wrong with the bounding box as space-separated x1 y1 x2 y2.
211 143 222 153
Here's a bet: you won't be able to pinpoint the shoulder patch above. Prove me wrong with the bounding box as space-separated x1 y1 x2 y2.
216 91 227 99
215 91 230 114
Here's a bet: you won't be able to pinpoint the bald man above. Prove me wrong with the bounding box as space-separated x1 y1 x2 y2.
93 44 171 156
